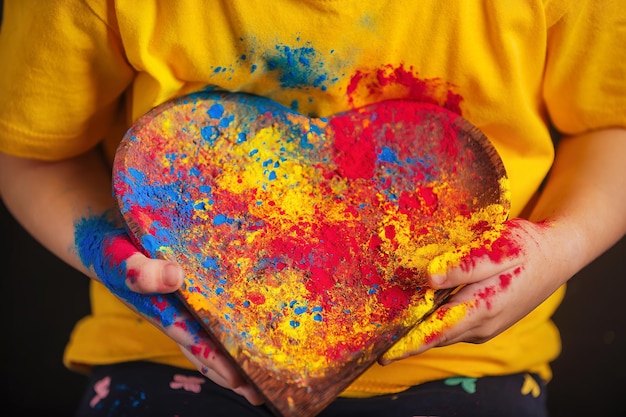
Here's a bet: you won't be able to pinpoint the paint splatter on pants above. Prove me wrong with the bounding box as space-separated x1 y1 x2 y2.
75 361 548 417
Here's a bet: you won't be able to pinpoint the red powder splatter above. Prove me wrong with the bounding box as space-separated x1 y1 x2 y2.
346 64 463 115
459 224 523 272
384 224 396 241
126 268 139 284
487 235 522 263
368 235 383 251
151 295 170 313
344 205 359 219
103 234 140 266
324 336 369 361
475 285 497 310
436 306 450 320
203 346 213 359
247 292 266 305
499 273 512 289
359 263 383 286
500 266 524 290
444 90 463 115
438 116 461 158
424 330 441 346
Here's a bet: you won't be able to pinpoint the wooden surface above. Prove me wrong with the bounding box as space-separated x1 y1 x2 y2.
113 92 509 417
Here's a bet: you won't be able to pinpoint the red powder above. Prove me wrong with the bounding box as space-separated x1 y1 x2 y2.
438 117 461 158
499 273 512 289
189 344 202 356
436 306 450 320
398 191 421 214
346 65 463 115
417 186 438 213
308 266 335 293
424 330 441 346
500 266 523 290
359 263 383 285
377 285 412 310
459 224 523 272
368 234 383 251
475 285 497 310
103 234 140 267
247 292 266 305
344 205 359 219
487 235 522 263
151 295 170 313
126 268 139 284
444 90 463 114
384 224 396 241
329 114 376 179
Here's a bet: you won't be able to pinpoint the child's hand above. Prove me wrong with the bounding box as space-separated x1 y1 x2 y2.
380 218 566 363
74 213 264 405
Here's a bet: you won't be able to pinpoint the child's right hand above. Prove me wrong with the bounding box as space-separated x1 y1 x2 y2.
73 212 264 405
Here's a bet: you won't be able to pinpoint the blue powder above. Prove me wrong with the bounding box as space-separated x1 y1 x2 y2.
74 213 183 328
201 125 220 145
378 147 399 163
208 103 224 119
265 44 333 90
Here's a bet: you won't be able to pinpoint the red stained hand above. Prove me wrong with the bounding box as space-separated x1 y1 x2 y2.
380 218 566 363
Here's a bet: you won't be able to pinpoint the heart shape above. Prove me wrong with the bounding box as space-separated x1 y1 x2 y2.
113 92 509 417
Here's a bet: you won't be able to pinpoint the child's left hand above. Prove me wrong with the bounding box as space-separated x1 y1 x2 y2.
380 218 570 363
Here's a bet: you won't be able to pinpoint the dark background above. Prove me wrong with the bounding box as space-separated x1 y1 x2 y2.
0 2 624 416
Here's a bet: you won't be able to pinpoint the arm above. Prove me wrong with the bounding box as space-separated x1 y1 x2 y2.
0 149 263 404
381 127 626 361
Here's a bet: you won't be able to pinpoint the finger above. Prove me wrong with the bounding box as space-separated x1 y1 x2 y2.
98 231 184 294
425 270 523 347
124 253 184 294
379 301 470 364
428 221 526 289
181 345 265 405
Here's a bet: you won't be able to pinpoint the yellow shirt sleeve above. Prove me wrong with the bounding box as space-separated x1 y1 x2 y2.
0 0 134 160
543 0 626 133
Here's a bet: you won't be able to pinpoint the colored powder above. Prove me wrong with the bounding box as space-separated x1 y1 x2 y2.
329 114 377 179
476 285 497 310
346 64 463 115
265 43 332 90
113 92 509 378
382 300 469 361
73 212 202 336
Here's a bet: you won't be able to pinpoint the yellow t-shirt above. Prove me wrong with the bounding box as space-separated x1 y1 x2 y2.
1 0 625 397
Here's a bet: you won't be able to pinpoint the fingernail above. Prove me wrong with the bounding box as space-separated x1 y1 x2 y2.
163 263 183 287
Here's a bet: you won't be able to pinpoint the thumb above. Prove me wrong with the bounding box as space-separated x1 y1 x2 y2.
98 230 184 294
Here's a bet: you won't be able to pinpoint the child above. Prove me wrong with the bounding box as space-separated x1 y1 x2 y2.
0 1 624 416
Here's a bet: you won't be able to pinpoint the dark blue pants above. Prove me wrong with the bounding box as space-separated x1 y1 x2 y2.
75 361 548 417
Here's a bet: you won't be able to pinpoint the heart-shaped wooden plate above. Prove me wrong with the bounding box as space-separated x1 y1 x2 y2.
113 92 510 417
